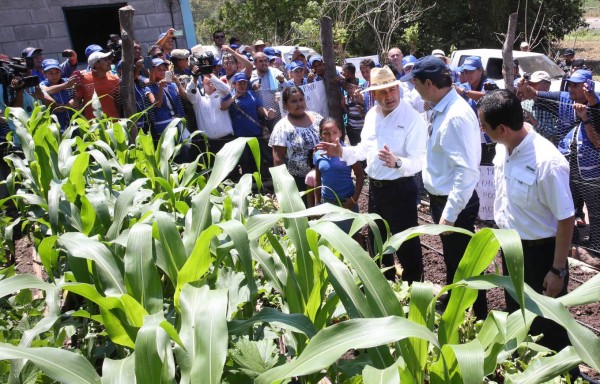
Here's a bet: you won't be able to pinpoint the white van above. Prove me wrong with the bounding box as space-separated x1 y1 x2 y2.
450 49 565 91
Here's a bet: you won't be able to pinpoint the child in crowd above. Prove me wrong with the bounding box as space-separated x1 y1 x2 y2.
40 59 79 132
314 117 364 232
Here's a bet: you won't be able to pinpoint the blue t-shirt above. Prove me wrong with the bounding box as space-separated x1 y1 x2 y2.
41 78 74 131
148 82 185 134
132 80 151 128
314 147 354 201
229 90 263 137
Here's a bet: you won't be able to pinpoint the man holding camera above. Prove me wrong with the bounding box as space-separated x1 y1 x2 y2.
22 47 78 82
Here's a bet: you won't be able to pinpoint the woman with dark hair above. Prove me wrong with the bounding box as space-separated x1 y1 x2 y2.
269 86 323 195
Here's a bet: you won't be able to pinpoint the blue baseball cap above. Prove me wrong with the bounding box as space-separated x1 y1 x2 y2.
151 58 168 67
402 55 417 68
232 72 248 82
85 44 103 58
263 47 276 56
309 55 323 66
566 69 592 83
230 44 239 50
289 60 304 72
42 59 61 72
461 56 483 71
400 55 446 82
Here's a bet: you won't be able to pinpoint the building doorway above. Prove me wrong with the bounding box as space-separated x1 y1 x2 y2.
63 3 126 63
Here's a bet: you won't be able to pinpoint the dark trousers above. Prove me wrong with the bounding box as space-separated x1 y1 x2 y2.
430 191 488 318
346 127 362 146
502 239 572 354
369 177 423 283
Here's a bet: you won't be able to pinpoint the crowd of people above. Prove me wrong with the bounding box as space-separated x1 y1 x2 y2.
1 29 600 374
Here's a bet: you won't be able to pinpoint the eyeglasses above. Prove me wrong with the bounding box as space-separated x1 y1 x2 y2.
214 35 225 39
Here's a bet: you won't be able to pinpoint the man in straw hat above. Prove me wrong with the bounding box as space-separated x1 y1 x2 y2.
401 56 487 317
317 65 427 283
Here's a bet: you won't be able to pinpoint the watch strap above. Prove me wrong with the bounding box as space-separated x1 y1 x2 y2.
549 265 567 277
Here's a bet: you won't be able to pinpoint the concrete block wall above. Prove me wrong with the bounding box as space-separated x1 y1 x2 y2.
0 0 185 62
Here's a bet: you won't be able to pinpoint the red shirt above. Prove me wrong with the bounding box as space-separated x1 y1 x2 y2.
76 72 121 120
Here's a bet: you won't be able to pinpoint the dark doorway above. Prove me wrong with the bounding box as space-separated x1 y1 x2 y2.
63 3 126 63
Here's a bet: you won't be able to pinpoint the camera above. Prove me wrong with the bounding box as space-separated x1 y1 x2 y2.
189 51 214 76
107 34 122 63
483 82 499 92
0 57 40 104
523 73 530 81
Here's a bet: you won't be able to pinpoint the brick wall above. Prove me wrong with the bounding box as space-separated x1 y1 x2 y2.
0 0 185 63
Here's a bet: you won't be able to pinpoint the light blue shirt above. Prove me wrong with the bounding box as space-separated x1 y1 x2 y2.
423 88 481 222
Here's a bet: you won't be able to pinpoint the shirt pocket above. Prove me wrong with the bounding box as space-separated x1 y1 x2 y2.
510 167 536 205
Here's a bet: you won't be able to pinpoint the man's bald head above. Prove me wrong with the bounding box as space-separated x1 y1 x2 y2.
387 47 403 70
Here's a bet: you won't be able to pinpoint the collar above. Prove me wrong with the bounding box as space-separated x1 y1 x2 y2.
431 87 458 114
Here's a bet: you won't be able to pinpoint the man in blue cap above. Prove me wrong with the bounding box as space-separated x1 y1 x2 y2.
401 56 487 317
308 55 325 83
40 59 78 131
22 46 78 81
220 72 276 180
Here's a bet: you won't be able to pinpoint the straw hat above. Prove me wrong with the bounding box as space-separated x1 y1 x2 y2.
362 65 402 92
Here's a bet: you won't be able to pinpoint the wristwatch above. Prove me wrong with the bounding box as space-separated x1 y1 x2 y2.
394 156 402 169
549 265 568 278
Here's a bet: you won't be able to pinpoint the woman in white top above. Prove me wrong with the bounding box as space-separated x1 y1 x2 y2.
269 86 323 197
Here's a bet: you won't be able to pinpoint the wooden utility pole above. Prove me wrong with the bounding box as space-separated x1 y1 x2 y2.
320 16 342 125
502 12 518 93
119 5 137 139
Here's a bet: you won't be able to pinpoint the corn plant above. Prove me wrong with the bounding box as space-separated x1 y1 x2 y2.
0 103 598 383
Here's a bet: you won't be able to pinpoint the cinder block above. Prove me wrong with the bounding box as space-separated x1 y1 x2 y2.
145 13 173 29
0 9 33 26
31 7 64 24
133 15 148 29
8 0 42 10
128 0 156 15
37 37 71 54
1 41 35 57
0 27 16 43
14 24 49 41
48 22 68 38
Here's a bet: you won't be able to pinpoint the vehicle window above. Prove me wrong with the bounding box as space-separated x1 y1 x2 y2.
486 58 503 80
518 56 565 78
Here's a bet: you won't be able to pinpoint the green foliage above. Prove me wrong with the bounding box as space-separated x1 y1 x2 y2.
0 104 598 383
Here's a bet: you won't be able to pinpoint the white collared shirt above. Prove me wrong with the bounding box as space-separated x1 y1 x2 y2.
493 131 574 240
423 88 481 222
341 99 427 180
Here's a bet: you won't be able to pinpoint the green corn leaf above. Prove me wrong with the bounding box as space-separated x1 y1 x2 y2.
228 307 318 338
255 316 439 384
134 314 176 384
405 282 434 382
178 285 228 384
558 271 600 307
59 232 126 296
362 359 410 384
430 339 485 384
175 225 221 307
37 235 59 280
101 354 136 384
270 165 312 301
250 242 285 295
183 137 250 254
105 178 148 241
124 223 163 314
0 274 53 299
0 342 101 384
69 152 90 196
88 149 113 190
218 220 257 296
504 346 581 384
462 274 600 371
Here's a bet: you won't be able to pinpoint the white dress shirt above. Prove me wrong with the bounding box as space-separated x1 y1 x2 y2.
493 131 574 240
341 99 427 180
423 88 481 222
186 79 234 139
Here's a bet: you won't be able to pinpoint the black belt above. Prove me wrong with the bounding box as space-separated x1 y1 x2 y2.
521 237 555 247
369 177 412 188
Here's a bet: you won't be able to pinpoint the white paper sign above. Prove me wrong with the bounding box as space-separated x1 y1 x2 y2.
278 80 329 118
476 165 495 221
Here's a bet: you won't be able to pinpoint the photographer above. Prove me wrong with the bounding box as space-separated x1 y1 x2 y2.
156 29 177 60
22 47 78 82
148 58 190 162
186 68 234 157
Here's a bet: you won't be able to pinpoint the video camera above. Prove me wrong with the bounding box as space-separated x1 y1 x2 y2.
107 34 122 63
189 51 214 76
0 57 40 104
